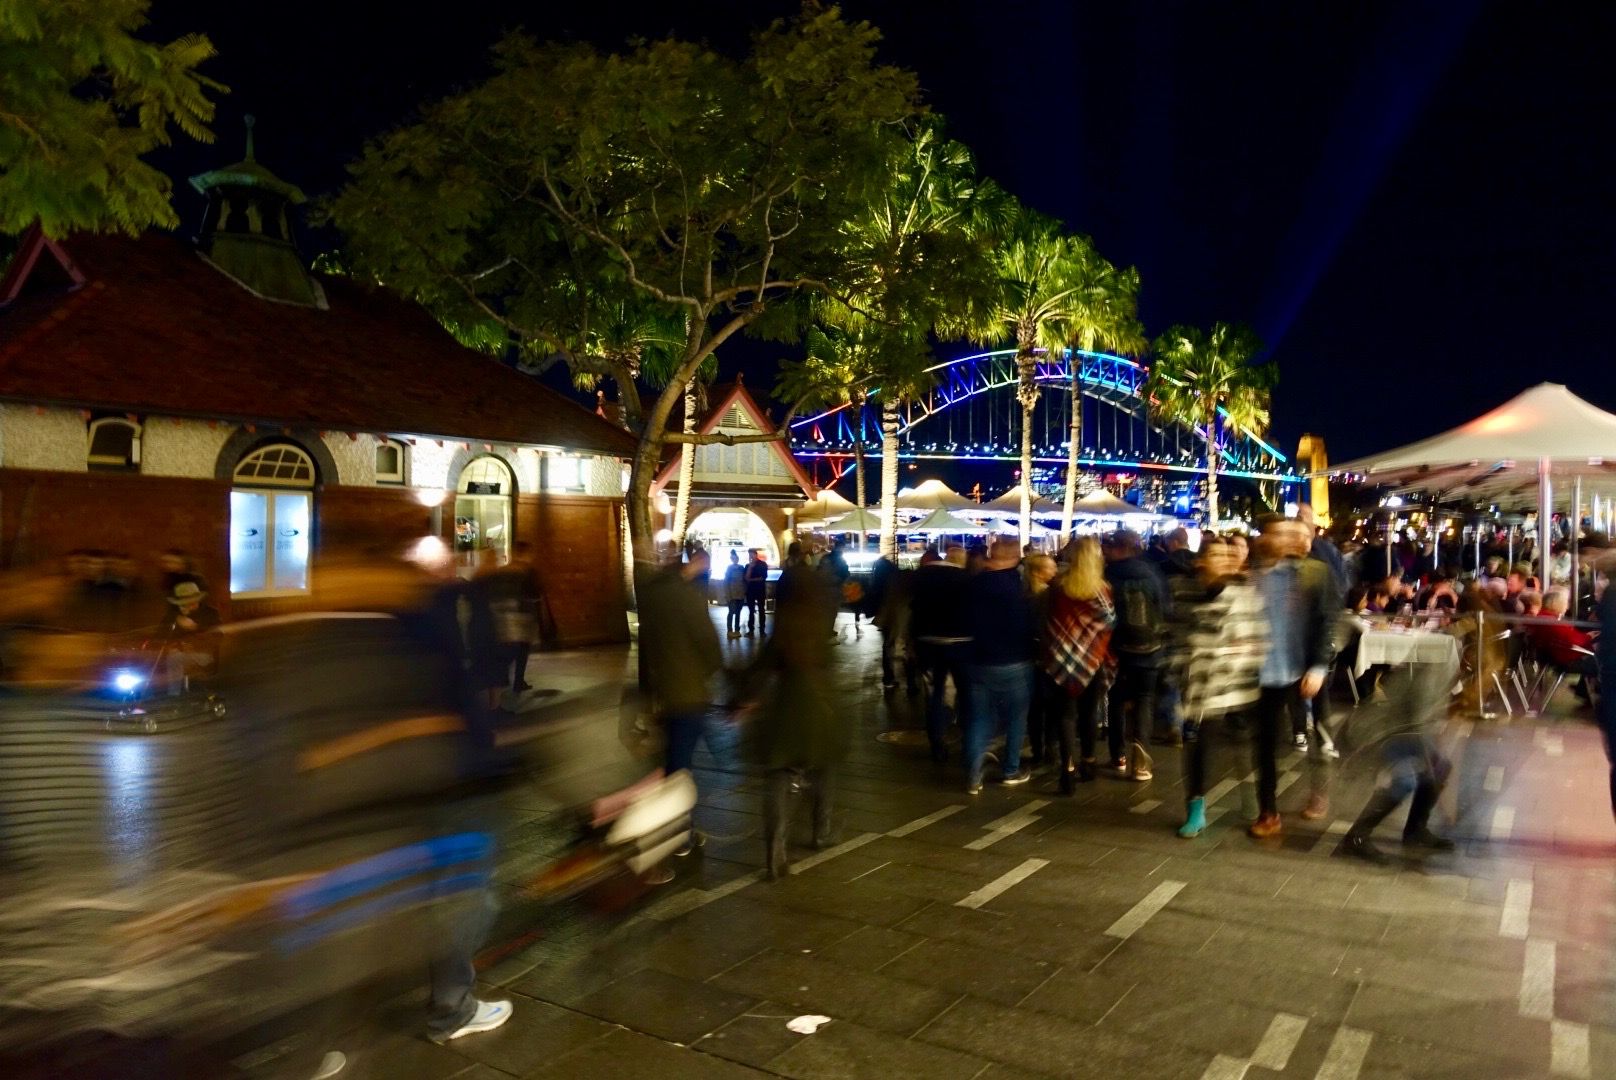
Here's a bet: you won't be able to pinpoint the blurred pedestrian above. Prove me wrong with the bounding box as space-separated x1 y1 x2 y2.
640 548 725 787
1174 537 1267 837
911 545 972 762
963 539 1035 794
1037 538 1115 794
1103 529 1170 781
723 549 747 639
743 548 770 636
1249 517 1337 839
748 559 849 879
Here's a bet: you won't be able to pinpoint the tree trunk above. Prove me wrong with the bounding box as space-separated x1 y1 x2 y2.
1015 333 1039 543
1060 367 1082 540
671 378 697 546
1204 406 1220 526
880 397 900 559
853 440 867 552
1020 403 1035 541
607 358 644 430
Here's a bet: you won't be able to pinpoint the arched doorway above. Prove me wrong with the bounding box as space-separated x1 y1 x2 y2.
229 441 316 596
686 507 780 566
454 455 514 572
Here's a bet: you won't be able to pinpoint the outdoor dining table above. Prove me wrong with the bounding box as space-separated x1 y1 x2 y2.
1351 622 1462 676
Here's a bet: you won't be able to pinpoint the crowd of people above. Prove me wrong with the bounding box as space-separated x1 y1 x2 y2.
641 509 1616 875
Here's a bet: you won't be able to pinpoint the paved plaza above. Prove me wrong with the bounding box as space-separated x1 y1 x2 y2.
31 611 1615 1080
319 609 1614 1080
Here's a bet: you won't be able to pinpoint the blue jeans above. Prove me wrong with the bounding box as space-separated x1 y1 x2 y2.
426 866 499 1037
663 708 707 776
965 662 1032 785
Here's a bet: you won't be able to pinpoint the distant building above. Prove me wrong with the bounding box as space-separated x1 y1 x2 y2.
652 378 816 564
0 131 635 643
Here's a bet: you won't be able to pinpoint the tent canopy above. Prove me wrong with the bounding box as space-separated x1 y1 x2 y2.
1071 490 1141 516
825 507 882 532
1330 383 1616 504
980 484 1061 517
897 479 974 512
908 507 990 533
795 487 857 521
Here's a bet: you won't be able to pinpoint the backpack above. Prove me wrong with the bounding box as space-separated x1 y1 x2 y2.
1113 575 1165 655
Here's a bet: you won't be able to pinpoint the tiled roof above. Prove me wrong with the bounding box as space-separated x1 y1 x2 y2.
0 232 637 458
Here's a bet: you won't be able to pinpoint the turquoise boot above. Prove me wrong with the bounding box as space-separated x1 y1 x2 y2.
1178 797 1207 839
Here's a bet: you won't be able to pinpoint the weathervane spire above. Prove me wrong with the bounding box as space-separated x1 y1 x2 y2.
244 114 256 161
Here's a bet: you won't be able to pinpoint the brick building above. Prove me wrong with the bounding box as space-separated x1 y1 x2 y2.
0 140 636 644
652 379 816 564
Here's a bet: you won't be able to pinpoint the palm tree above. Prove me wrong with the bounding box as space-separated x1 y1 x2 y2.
977 217 1089 539
836 121 1005 558
566 300 685 430
1057 241 1145 538
777 323 881 548
1143 323 1274 526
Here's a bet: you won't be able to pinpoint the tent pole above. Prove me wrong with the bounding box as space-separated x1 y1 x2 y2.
1538 457 1553 588
1571 475 1583 611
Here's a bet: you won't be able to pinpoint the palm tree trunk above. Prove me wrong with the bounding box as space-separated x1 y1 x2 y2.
1020 404 1035 541
852 440 867 552
880 397 900 559
671 378 697 546
1204 405 1220 526
1060 368 1082 540
1016 334 1039 542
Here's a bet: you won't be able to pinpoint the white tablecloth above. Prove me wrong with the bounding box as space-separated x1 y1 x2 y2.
1352 628 1461 676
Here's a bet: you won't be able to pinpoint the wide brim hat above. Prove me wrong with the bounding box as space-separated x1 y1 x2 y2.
168 581 207 605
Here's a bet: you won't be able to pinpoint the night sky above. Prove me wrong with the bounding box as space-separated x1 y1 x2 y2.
144 1 1615 464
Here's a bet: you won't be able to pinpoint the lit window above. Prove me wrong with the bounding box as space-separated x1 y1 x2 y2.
376 439 406 484
545 454 584 492
87 417 141 470
231 443 315 595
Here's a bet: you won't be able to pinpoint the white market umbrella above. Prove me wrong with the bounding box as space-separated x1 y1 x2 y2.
826 507 883 532
981 484 1062 518
896 479 973 512
993 517 1056 538
908 507 991 534
1329 383 1616 586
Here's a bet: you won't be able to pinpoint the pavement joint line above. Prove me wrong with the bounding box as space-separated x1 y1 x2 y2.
887 804 966 837
1500 879 1533 939
955 857 1049 909
1310 819 1352 855
845 859 891 883
1550 1018 1592 1079
1200 1054 1250 1080
1484 766 1506 793
792 832 881 873
982 801 1051 831
1314 1026 1372 1080
1519 938 1556 1020
1275 770 1301 795
965 818 1038 850
1251 1012 1309 1070
1129 799 1163 815
1492 806 1517 841
1104 880 1187 939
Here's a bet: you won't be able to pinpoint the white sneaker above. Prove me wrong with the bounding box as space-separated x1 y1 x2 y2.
311 1051 347 1080
433 999 513 1043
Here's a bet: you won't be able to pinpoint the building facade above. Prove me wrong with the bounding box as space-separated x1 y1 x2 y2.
0 141 636 644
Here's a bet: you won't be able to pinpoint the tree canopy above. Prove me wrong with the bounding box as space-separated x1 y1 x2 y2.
0 0 224 237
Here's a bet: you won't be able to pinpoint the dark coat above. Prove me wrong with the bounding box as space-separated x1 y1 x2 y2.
749 581 849 770
639 566 723 711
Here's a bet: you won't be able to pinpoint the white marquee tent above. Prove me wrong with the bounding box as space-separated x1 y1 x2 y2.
1329 382 1616 586
896 479 974 513
908 507 991 534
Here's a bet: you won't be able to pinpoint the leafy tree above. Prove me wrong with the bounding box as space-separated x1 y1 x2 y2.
976 213 1091 539
1143 322 1275 525
0 0 224 236
1056 241 1145 537
329 6 919 558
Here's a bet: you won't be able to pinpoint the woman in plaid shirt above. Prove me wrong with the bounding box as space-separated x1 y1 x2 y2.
1174 536 1270 837
1038 537 1117 795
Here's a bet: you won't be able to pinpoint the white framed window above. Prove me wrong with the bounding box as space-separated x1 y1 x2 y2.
375 439 406 484
231 443 315 596
87 417 141 470
544 453 585 492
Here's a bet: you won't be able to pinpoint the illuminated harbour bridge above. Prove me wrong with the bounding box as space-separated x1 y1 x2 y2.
788 349 1304 502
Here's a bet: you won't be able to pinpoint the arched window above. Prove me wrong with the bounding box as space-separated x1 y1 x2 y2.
233 443 316 487
375 439 407 484
454 455 514 570
87 417 141 471
230 442 315 595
